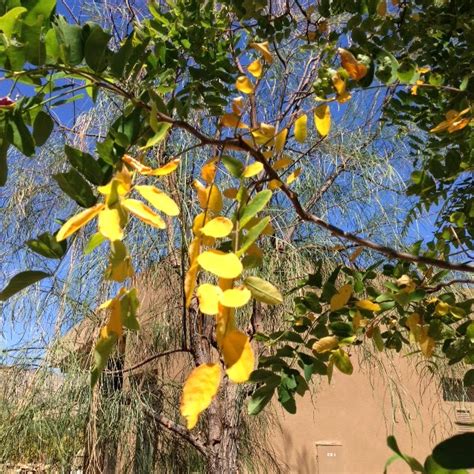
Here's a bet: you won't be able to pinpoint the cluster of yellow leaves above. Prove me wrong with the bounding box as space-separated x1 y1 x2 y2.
405 313 435 357
57 157 179 244
56 154 180 386
181 110 285 427
430 108 471 134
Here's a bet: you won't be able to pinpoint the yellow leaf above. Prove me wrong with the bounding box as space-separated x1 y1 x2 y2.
242 161 264 178
286 168 301 185
294 114 308 143
196 283 223 315
221 330 255 383
142 158 180 176
219 286 251 308
193 180 223 213
274 128 288 152
338 48 368 80
419 326 435 358
134 185 179 216
251 123 275 145
180 363 221 429
330 284 352 311
406 312 421 343
192 213 210 236
185 263 199 308
314 104 331 137
249 41 273 64
248 58 263 78
200 216 234 238
236 76 254 94
272 156 292 171
332 73 352 103
268 179 282 190
223 188 239 199
356 299 381 312
188 236 201 264
200 158 218 183
435 301 450 316
122 154 153 174
56 203 105 241
312 336 339 353
98 206 125 241
105 296 123 337
98 169 131 196
232 96 245 115
220 113 249 129
105 241 134 282
122 199 166 229
197 250 243 279
396 274 416 293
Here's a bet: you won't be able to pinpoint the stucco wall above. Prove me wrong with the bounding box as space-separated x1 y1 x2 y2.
271 353 471 474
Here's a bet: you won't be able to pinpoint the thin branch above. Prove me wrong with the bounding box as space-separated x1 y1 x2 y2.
425 279 474 293
105 348 192 374
146 409 208 457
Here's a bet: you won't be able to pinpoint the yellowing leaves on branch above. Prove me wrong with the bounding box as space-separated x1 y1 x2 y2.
430 108 471 133
236 76 254 94
197 250 243 279
248 58 263 78
180 363 221 429
314 104 331 137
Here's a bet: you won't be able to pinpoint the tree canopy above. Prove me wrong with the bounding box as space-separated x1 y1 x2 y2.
0 0 472 472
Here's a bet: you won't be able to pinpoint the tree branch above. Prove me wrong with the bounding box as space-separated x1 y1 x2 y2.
147 410 208 457
105 348 192 374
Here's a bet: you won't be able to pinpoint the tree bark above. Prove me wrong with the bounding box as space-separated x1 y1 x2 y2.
206 380 241 474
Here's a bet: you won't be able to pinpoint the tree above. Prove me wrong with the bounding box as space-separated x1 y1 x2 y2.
0 0 472 472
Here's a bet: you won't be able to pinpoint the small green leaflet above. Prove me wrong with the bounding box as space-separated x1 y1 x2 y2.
0 271 50 301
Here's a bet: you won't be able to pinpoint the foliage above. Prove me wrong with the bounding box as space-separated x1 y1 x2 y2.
0 0 472 470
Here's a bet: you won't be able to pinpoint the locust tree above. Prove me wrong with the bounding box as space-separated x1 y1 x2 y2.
0 0 473 472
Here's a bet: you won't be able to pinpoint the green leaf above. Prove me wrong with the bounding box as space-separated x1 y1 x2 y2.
65 145 106 185
33 111 54 146
222 155 244 178
121 288 140 331
8 113 35 156
0 120 9 186
386 435 425 472
397 59 419 84
237 216 271 257
463 369 474 387
424 455 467 474
239 190 272 228
91 332 117 388
53 169 97 208
248 384 275 415
84 232 106 255
432 433 474 470
244 276 283 305
140 122 171 149
0 270 50 301
54 16 84 66
0 7 27 38
83 23 111 72
330 349 353 375
26 232 67 259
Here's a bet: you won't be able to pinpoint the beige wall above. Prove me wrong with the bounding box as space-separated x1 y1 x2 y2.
272 354 472 474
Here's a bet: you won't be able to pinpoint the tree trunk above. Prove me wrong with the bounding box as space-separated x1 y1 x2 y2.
206 381 241 474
